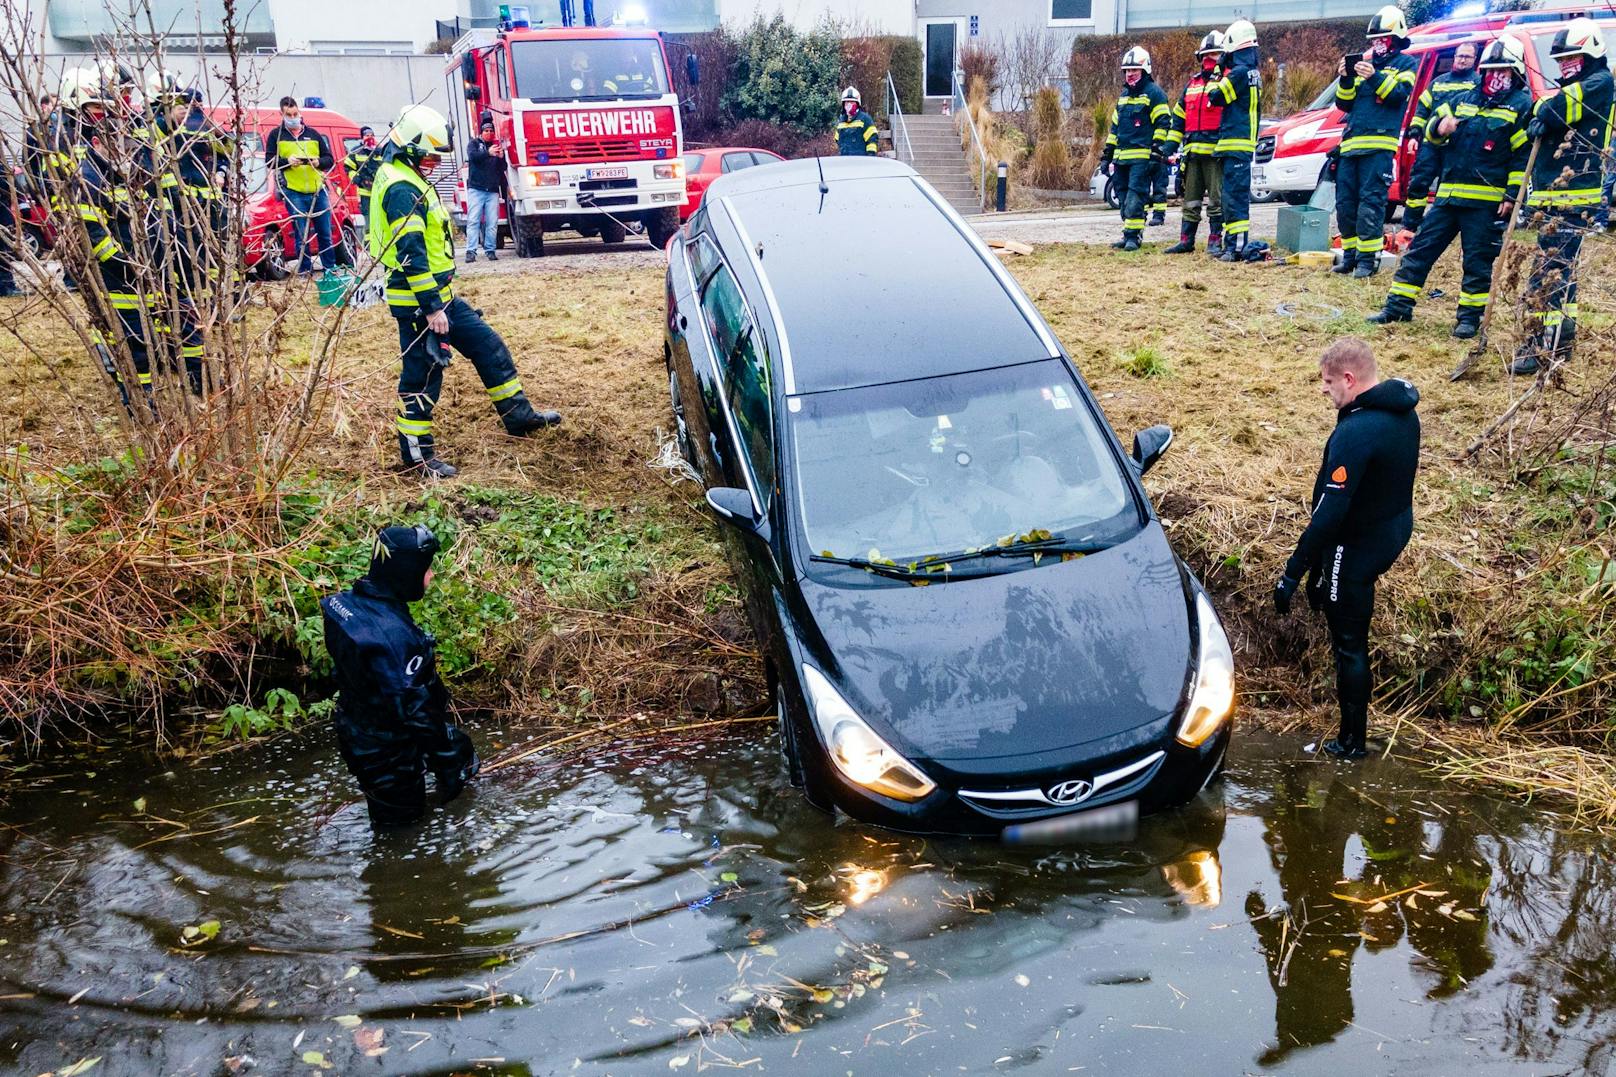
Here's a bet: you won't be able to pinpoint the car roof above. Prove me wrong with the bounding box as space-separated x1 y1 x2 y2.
709 158 1056 394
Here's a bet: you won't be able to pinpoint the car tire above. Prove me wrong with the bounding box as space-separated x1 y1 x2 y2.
1280 190 1311 206
335 220 359 267
668 367 697 469
256 227 290 281
20 225 44 261
776 681 806 789
1104 175 1119 211
646 207 680 250
599 217 627 245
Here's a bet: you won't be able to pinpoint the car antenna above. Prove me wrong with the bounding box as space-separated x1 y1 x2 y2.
816 153 829 210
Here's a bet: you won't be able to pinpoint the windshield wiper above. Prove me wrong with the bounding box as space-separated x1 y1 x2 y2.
920 531 1114 566
810 554 993 582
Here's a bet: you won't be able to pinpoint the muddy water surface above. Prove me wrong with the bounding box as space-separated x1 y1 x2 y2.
1 730 1613 1075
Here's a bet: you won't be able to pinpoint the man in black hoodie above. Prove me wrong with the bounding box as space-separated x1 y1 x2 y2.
322 525 479 828
1274 339 1420 759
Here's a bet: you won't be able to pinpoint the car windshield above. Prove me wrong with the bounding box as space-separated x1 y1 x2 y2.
1307 80 1339 111
1531 30 1566 87
789 359 1140 568
510 39 670 100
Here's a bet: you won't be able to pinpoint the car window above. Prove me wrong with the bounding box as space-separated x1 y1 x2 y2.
754 151 781 165
721 152 755 174
727 327 774 491
687 231 721 291
683 152 705 173
789 359 1138 567
699 265 747 374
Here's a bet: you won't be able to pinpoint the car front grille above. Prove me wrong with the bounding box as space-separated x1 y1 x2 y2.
957 749 1166 820
1255 135 1276 165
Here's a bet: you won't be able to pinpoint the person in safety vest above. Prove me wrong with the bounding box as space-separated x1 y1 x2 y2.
1165 31 1227 255
346 125 382 222
1208 19 1261 261
1274 339 1420 760
1512 17 1613 375
264 95 337 275
137 69 208 394
322 524 479 829
369 104 561 479
1102 47 1171 251
1333 7 1419 277
1399 40 1479 235
1367 38 1531 339
836 87 879 156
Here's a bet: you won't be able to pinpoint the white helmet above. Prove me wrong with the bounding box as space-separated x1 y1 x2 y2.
144 68 185 105
841 85 862 105
389 103 451 162
1367 5 1409 40
59 66 111 112
1121 46 1152 74
1478 36 1527 76
1224 19 1258 52
1197 30 1226 57
1550 17 1606 61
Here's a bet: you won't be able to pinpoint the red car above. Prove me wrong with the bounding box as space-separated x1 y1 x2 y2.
680 147 784 221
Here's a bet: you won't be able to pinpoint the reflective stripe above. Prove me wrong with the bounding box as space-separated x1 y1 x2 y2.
1510 130 1529 150
1528 187 1602 206
1457 291 1489 307
1115 148 1151 161
1437 181 1506 202
1183 143 1215 156
1341 134 1400 153
1389 281 1421 298
91 236 119 260
181 345 206 357
405 272 435 289
1209 77 1234 104
1340 236 1360 251
137 372 153 386
863 126 877 141
1563 82 1585 125
1337 84 1359 102
1123 218 1145 228
1405 195 1428 209
395 416 432 434
486 378 523 402
1507 170 1525 188
1213 138 1255 153
1150 103 1170 121
1223 219 1249 235
1375 71 1399 98
393 218 427 235
1358 236 1385 252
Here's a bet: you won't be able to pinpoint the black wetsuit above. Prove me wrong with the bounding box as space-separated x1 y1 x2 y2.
1284 379 1421 746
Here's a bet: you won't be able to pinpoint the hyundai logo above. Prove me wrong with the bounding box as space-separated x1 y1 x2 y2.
1046 779 1093 806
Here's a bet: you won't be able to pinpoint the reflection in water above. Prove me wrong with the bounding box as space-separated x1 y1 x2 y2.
0 731 1612 1074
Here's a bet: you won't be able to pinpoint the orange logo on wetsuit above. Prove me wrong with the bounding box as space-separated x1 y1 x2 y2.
1331 466 1348 484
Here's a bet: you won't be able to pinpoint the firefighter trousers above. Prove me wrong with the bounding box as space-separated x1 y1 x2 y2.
1523 224 1585 360
1400 141 1445 233
394 297 539 466
1180 154 1223 234
1383 203 1505 325
1115 161 1152 238
1336 151 1394 266
1149 158 1169 216
1218 153 1252 237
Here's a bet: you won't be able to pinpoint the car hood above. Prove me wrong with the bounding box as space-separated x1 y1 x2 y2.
796 522 1193 765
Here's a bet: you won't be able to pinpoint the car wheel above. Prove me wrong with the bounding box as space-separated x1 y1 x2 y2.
256 228 290 281
1104 175 1119 210
335 220 359 267
20 225 43 261
599 217 627 245
776 681 806 789
668 367 697 469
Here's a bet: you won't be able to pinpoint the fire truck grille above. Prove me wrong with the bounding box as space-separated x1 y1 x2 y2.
529 138 644 164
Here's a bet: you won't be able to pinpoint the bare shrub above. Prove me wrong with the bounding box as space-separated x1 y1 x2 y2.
1028 86 1071 190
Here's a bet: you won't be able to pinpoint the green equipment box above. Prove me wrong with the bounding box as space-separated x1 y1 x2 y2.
1275 204 1331 253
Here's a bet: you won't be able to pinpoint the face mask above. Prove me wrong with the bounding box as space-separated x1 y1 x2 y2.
1483 69 1513 96
285 117 302 132
1559 56 1584 81
1124 69 1143 87
1371 38 1390 57
844 101 857 117
1202 56 1219 71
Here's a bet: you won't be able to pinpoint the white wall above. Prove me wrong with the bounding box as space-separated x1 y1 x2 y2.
717 0 911 34
264 0 466 53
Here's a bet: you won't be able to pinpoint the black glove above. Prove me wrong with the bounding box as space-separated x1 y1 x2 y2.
1273 575 1299 616
438 748 480 804
1101 145 1114 164
1149 146 1165 164
1526 117 1545 141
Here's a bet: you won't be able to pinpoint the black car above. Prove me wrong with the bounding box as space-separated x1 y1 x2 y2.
663 156 1234 839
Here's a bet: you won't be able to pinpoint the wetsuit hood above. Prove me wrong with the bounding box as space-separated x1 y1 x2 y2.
360 524 440 603
1346 377 1419 417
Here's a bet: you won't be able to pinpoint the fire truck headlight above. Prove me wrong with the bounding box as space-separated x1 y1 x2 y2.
653 161 684 181
524 169 561 188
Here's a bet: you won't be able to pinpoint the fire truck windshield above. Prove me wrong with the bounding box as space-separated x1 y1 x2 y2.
509 39 669 101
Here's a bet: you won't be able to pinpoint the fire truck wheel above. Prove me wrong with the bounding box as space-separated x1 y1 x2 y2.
599 217 628 245
646 207 680 250
512 211 545 258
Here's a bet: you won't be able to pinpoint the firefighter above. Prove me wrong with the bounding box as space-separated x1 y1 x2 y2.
1513 17 1612 375
139 69 207 394
1333 7 1419 278
1101 47 1171 252
346 125 382 221
1208 19 1261 261
835 87 880 156
1274 338 1420 759
1399 40 1479 235
321 524 480 829
1165 31 1227 255
369 104 560 479
1367 38 1531 339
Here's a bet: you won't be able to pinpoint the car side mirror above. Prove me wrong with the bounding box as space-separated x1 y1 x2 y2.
686 54 700 87
1132 424 1173 474
706 486 758 528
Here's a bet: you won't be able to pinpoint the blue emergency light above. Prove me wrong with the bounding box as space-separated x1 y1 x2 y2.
302 96 325 109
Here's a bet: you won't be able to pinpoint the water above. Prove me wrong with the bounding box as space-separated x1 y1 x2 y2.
1 729 1613 1075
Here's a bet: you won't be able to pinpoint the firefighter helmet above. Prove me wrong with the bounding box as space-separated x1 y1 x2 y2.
59 66 111 112
841 86 862 106
1197 30 1226 57
1478 36 1527 76
1224 19 1258 52
144 68 186 105
388 103 451 163
1120 46 1152 74
1367 5 1409 39
1550 17 1606 61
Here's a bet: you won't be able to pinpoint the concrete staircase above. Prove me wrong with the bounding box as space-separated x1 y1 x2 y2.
899 111 983 216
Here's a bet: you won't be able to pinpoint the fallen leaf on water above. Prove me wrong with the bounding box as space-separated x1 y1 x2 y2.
301 1050 332 1070
731 1017 753 1034
1365 901 1389 914
354 1025 386 1057
892 951 910 960
1453 910 1478 921
133 797 147 814
333 1014 362 1029
1014 974 1031 987
812 988 834 1003
378 925 425 940
755 945 778 957
668 1056 690 1070
341 967 359 981
720 872 738 883
59 1059 101 1077
1417 889 1448 898
1327 949 1348 957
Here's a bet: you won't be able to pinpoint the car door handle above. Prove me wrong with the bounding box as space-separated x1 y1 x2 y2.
677 314 688 331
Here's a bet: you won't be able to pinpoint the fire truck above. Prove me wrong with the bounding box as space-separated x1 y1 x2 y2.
444 1 697 256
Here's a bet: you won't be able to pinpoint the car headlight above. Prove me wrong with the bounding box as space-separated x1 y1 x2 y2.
801 665 935 801
653 161 684 180
1177 592 1235 747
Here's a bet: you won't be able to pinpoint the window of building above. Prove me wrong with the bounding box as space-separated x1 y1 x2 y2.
1050 0 1094 23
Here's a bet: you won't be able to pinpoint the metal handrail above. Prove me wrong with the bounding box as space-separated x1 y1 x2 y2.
951 67 989 212
884 71 914 164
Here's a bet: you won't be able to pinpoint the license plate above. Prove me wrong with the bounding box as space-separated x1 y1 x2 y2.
587 166 629 180
1251 165 1267 185
1002 800 1138 845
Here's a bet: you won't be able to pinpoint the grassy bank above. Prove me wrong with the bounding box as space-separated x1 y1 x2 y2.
2 240 1613 812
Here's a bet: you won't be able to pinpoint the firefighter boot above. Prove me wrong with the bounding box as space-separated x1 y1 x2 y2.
1352 254 1380 279
1332 251 1357 274
1111 235 1130 250
1164 230 1196 254
1149 210 1166 227
1451 317 1480 340
1206 232 1223 257
1121 233 1142 252
402 457 458 480
1218 233 1246 263
1365 304 1411 326
498 396 563 436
